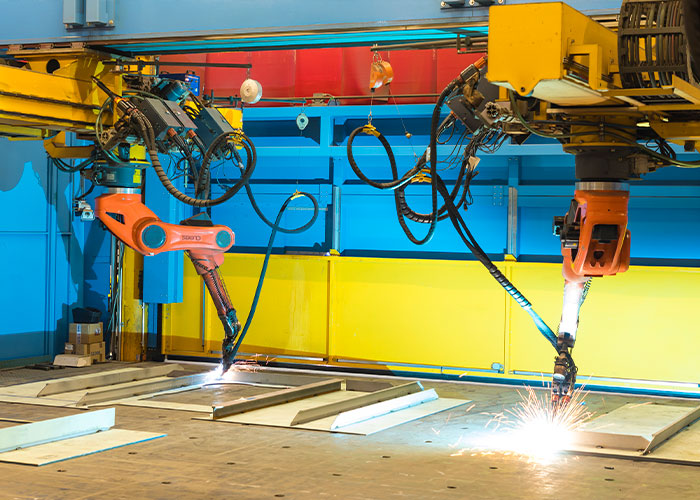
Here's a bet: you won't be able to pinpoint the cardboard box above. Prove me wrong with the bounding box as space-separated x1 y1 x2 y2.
53 354 92 367
65 341 105 356
90 351 106 363
69 322 103 344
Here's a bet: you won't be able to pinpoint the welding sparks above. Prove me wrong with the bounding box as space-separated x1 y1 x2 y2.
203 364 224 384
486 386 592 463
226 359 262 374
203 354 275 384
448 387 592 464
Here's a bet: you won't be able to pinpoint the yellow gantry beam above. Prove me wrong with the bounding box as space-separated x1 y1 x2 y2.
487 2 620 106
0 52 119 134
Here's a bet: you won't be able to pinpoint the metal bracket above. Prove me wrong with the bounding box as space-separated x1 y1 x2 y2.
492 185 504 206
507 186 518 256
63 0 115 29
440 0 501 9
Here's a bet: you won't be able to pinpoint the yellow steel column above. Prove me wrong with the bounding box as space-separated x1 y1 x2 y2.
503 255 517 376
326 255 336 365
119 246 146 361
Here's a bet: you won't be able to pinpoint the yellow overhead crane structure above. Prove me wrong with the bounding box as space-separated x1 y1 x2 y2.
0 49 121 137
1 1 699 399
488 1 700 145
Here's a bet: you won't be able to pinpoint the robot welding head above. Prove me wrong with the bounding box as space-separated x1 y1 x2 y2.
555 182 631 283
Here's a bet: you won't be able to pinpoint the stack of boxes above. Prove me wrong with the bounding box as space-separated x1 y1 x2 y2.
65 322 106 364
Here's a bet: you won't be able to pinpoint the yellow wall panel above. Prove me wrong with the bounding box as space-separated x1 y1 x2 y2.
330 257 506 370
203 254 329 357
509 263 700 384
163 254 700 391
507 263 574 373
162 260 204 354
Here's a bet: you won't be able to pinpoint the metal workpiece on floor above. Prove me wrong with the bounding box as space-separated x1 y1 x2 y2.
211 379 344 419
0 364 207 408
0 408 165 466
2 363 700 498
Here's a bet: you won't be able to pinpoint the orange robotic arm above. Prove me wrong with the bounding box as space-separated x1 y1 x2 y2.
550 182 631 405
95 191 242 371
95 192 234 257
558 183 631 283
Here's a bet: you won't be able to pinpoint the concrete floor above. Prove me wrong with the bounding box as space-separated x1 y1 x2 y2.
0 361 698 500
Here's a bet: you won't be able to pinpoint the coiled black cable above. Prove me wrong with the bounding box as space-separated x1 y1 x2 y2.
195 131 257 200
226 190 319 361
346 82 459 245
348 63 559 350
346 125 421 190
228 145 319 234
396 129 480 224
145 126 256 207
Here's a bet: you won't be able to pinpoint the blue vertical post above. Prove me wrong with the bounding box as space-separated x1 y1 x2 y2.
506 156 520 257
332 185 341 252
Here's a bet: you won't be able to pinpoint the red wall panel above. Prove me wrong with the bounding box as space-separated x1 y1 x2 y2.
163 47 486 105
202 53 251 98
340 47 373 99
383 50 437 103
295 48 343 97
249 50 297 97
436 49 484 89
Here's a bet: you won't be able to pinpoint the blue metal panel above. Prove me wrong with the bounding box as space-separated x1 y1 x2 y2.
211 183 330 252
62 0 85 27
143 161 184 303
85 0 114 26
339 187 507 255
0 138 83 364
0 233 49 360
0 1 622 53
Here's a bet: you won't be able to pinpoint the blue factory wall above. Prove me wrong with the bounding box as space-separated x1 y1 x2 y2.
0 139 85 366
1 103 699 364
219 104 700 263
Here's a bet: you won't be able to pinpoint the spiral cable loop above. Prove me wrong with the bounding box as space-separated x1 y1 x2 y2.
348 63 559 349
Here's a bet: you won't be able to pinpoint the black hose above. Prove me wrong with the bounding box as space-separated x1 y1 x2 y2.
346 125 421 190
432 174 557 349
75 181 95 200
349 62 559 349
51 155 95 173
227 191 320 361
229 145 319 234
346 80 466 245
393 78 462 244
148 130 256 207
397 129 480 223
